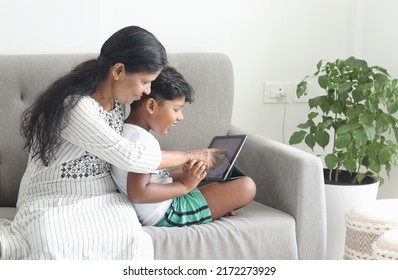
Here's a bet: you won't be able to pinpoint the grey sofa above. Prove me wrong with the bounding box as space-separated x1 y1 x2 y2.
0 53 326 259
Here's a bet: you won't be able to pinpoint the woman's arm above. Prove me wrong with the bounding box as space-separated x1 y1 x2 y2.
159 151 190 171
62 97 162 173
127 160 207 204
63 97 223 173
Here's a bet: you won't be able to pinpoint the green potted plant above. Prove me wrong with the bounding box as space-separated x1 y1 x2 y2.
289 56 398 186
289 56 398 259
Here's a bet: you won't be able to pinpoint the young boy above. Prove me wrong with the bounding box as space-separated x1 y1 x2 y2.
111 66 256 227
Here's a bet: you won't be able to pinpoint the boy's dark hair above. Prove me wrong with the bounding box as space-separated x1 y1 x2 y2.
130 66 194 111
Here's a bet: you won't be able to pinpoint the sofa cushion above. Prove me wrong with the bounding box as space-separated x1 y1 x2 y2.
0 201 299 259
143 201 298 259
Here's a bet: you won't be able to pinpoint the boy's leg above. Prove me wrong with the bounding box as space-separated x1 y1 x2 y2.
199 177 256 220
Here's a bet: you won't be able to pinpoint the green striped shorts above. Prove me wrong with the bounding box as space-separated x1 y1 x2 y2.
154 188 212 227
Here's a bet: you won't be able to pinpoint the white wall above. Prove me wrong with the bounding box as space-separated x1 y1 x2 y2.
0 0 101 53
1 0 397 198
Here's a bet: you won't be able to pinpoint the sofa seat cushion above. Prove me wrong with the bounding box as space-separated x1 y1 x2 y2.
2 202 299 260
143 201 298 259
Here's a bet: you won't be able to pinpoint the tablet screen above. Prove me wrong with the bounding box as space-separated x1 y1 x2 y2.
205 135 247 180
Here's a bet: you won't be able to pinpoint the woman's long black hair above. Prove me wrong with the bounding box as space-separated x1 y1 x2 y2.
21 26 167 166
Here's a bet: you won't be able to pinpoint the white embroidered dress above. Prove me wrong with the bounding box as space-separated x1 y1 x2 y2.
0 96 161 259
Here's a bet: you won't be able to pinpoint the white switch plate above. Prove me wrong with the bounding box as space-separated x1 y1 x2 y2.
263 82 292 103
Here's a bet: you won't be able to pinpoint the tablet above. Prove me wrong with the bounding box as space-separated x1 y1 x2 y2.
203 135 247 181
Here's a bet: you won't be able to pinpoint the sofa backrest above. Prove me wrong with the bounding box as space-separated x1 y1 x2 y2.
0 53 234 207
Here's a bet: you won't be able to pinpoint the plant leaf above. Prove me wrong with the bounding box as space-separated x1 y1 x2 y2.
316 60 323 73
379 147 391 164
364 126 376 141
394 127 398 142
296 81 307 98
308 111 318 120
336 123 357 135
346 57 368 70
367 142 381 159
297 120 314 129
359 112 373 126
330 100 343 114
289 131 306 145
325 153 338 169
352 128 368 147
335 134 351 149
308 96 321 109
305 134 316 150
343 157 357 172
346 107 359 118
369 158 381 173
387 100 398 114
375 118 389 134
315 130 330 148
318 75 328 89
352 88 364 103
337 82 352 95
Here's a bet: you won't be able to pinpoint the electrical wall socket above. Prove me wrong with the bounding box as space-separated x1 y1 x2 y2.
263 82 292 103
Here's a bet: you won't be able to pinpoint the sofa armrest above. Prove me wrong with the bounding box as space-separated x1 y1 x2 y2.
229 125 326 259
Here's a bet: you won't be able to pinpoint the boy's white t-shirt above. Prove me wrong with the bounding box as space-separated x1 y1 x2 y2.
111 124 173 226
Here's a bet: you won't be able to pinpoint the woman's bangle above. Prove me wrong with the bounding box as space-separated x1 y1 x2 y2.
187 151 192 161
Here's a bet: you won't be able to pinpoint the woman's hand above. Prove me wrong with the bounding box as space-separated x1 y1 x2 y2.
189 148 224 169
180 160 207 192
159 149 224 170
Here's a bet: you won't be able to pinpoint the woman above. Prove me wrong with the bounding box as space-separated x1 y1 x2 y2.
0 26 218 259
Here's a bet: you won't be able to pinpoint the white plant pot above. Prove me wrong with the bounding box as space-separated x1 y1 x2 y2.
325 179 379 260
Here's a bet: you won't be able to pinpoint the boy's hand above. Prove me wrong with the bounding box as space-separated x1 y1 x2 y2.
180 160 207 192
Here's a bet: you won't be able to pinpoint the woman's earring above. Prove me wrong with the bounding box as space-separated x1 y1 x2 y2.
115 76 119 81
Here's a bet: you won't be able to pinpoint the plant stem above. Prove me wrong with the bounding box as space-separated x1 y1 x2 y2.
331 112 338 182
335 168 339 182
353 147 365 184
334 163 343 182
352 173 359 184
